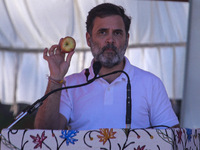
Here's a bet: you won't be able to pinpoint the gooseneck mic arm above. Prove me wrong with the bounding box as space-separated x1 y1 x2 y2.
7 61 102 130
7 62 132 129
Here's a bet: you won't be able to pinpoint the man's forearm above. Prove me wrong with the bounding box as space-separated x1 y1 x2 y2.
34 81 66 129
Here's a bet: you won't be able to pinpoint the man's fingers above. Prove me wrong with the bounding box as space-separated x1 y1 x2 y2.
43 44 65 62
56 38 63 54
59 38 63 45
49 45 58 56
43 48 48 60
66 51 75 65
56 45 62 55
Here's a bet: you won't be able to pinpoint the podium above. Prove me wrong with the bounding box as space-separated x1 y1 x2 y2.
1 128 200 149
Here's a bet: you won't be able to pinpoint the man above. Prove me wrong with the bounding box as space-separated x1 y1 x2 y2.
34 3 179 130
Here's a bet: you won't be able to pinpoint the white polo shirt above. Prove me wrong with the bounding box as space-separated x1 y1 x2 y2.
60 57 179 130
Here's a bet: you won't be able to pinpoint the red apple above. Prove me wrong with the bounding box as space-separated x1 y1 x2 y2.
60 36 76 53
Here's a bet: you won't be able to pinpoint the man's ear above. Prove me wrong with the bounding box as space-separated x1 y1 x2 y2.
125 33 130 45
86 32 91 47
127 33 130 40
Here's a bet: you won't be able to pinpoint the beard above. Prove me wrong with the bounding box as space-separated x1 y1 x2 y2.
90 39 128 68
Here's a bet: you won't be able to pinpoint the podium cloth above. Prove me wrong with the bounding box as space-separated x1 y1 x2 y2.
1 128 200 150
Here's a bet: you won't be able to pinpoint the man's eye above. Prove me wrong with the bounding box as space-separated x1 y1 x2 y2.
98 31 106 35
115 31 122 36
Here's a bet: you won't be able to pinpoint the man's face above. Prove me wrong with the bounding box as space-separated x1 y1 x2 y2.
87 15 129 68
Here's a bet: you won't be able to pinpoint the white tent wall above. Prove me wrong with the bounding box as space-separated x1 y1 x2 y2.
0 0 188 119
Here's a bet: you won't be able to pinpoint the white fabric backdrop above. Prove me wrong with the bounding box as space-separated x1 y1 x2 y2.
0 0 188 106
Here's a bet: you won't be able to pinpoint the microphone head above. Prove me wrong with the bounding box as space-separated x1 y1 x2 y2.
93 61 102 76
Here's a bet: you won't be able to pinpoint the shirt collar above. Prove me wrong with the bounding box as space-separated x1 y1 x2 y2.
118 56 132 82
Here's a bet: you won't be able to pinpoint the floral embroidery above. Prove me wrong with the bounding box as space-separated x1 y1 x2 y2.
134 145 146 150
60 130 79 146
176 129 182 143
186 128 192 142
3 128 199 149
30 131 47 149
97 128 116 145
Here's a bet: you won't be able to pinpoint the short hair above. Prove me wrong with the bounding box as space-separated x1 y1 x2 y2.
86 3 131 35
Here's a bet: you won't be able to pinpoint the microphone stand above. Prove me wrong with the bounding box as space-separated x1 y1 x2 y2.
7 71 132 129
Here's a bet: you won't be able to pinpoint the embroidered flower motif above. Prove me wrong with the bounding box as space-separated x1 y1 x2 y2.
30 131 47 149
134 145 146 150
97 128 116 145
60 130 79 146
186 128 192 142
52 132 55 137
176 129 182 143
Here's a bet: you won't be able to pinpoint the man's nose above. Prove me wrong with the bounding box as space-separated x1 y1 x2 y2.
106 34 115 44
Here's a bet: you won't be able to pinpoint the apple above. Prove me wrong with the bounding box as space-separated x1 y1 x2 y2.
60 36 76 53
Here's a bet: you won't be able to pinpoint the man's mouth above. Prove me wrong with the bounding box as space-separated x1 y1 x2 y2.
102 44 117 53
104 48 114 52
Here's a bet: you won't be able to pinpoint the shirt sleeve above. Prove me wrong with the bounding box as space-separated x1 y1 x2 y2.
59 88 72 122
150 77 179 128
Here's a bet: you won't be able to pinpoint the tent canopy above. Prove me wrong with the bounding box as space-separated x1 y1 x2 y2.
0 1 188 105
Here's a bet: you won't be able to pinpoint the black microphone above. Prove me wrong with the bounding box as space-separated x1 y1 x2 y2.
93 61 102 77
84 68 90 82
92 61 102 77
